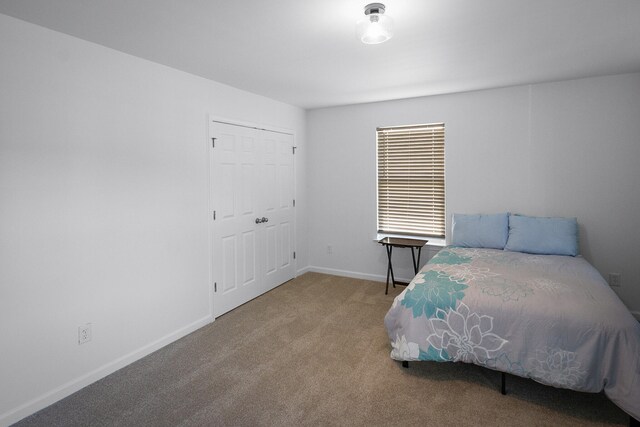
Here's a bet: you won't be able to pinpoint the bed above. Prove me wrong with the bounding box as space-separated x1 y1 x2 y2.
384 214 640 421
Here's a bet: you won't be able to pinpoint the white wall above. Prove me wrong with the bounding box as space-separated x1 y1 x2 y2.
0 14 307 425
306 73 640 316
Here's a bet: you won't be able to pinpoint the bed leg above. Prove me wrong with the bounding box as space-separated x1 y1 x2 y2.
501 372 506 395
630 416 640 427
402 361 409 368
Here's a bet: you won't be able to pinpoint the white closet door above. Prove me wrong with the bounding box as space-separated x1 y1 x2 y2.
261 132 295 291
210 121 295 318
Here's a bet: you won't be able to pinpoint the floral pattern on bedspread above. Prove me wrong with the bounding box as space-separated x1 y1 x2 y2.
384 247 640 420
479 277 534 301
528 347 587 388
425 302 507 364
401 271 467 318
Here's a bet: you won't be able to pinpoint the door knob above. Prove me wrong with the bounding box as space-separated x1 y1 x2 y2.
261 217 268 223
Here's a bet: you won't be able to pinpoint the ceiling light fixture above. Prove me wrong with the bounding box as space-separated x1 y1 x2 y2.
357 3 393 45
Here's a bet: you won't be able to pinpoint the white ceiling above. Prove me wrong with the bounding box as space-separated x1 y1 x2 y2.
1 0 639 109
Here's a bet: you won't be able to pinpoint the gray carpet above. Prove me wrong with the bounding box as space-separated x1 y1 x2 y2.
15 272 628 426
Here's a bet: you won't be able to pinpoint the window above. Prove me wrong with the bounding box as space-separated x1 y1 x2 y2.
377 123 445 238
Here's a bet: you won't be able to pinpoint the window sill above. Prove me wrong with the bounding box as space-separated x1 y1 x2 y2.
374 233 446 248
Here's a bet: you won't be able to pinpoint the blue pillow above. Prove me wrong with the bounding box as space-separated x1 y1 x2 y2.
504 214 578 256
451 213 509 249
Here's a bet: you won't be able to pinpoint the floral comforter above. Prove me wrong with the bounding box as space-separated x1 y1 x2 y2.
384 247 640 419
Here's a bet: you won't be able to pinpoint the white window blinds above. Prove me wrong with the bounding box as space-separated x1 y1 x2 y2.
377 123 445 238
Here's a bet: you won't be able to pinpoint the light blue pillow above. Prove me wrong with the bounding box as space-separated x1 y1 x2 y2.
505 214 578 256
451 213 509 249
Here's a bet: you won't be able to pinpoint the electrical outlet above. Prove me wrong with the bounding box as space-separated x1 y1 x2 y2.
78 323 92 345
608 273 621 288
327 245 333 255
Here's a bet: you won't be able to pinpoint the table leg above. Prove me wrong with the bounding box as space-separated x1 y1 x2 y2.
415 246 422 274
410 248 417 274
388 246 396 288
384 245 396 293
385 245 393 294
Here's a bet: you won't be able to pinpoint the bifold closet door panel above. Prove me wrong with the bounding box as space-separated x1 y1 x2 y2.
211 121 295 317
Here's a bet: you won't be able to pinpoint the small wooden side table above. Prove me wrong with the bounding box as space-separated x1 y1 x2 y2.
378 237 428 294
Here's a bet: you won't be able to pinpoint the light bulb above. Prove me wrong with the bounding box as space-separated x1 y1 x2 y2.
356 5 393 44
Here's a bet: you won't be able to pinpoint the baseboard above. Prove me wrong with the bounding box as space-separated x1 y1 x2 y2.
307 265 415 284
0 314 213 427
296 265 311 276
